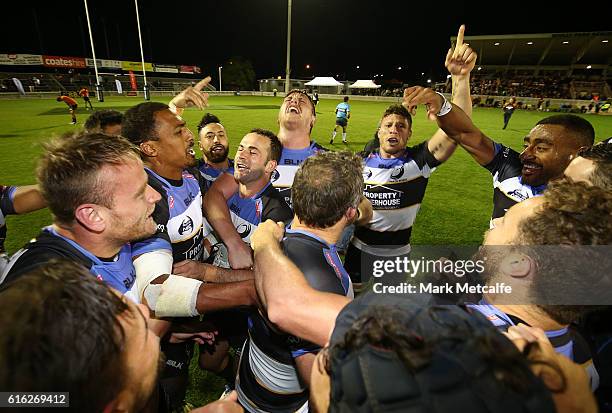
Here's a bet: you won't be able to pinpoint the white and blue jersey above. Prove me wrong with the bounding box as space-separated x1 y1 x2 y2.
197 158 234 191
227 183 292 246
485 143 546 221
335 102 350 120
271 141 326 207
1 226 139 302
133 168 207 263
237 228 353 413
467 299 599 390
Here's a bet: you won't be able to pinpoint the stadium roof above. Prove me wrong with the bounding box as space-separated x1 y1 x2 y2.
453 31 612 67
349 79 381 89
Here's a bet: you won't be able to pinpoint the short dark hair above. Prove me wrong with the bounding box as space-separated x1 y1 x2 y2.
292 151 363 229
250 128 282 163
381 104 412 126
0 259 133 412
37 132 141 225
343 96 349 102
536 114 595 147
197 112 222 132
577 143 612 190
121 102 169 145
84 110 123 133
519 181 612 245
286 89 316 116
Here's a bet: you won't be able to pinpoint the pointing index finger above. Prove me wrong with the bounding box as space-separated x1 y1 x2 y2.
194 76 212 92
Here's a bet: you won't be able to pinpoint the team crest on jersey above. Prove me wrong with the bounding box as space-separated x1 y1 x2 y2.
390 165 405 180
363 169 373 179
182 172 195 180
271 169 281 183
178 216 194 235
507 188 529 201
237 223 252 239
168 195 175 209
96 274 103 281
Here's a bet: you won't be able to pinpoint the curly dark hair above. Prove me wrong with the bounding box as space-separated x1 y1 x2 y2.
324 303 558 412
84 110 123 133
519 181 612 245
577 143 612 190
0 259 133 412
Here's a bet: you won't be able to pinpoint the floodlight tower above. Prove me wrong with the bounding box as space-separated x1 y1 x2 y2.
284 0 292 94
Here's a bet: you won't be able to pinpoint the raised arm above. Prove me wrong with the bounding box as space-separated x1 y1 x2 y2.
203 173 254 269
168 76 211 116
405 86 496 166
425 25 477 163
12 185 47 214
251 220 350 346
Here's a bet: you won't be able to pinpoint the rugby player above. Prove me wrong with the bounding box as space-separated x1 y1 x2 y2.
345 25 476 283
236 151 358 412
84 109 123 135
329 96 350 144
78 86 94 110
403 86 595 221
56 94 78 124
196 113 234 190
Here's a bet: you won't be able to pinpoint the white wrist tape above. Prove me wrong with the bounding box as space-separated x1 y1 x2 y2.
134 250 202 317
144 274 202 317
435 92 452 116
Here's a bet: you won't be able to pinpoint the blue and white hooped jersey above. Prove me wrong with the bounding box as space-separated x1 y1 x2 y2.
226 183 292 246
133 168 206 263
355 142 440 252
0 185 17 254
485 143 546 221
2 226 139 302
271 141 325 207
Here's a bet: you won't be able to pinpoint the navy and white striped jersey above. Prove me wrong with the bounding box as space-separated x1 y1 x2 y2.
133 167 208 263
354 142 440 254
227 183 293 246
236 229 353 413
1 226 139 302
484 143 546 220
197 158 234 191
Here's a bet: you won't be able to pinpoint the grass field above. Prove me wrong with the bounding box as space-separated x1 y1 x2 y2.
1 95 611 407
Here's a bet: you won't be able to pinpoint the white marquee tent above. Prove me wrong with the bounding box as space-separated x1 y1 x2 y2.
304 77 343 86
349 79 381 89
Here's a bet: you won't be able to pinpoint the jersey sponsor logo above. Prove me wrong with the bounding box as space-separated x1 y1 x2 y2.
507 188 529 201
183 237 204 260
156 223 166 233
363 169 373 179
271 169 281 183
183 192 195 206
122 270 136 289
168 195 175 209
237 223 252 239
178 216 194 235
229 203 241 216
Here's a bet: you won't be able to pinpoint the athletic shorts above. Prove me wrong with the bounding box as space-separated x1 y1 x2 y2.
336 117 348 127
70 104 78 110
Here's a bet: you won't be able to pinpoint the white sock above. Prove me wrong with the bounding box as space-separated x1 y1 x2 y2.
332 131 337 139
342 133 347 141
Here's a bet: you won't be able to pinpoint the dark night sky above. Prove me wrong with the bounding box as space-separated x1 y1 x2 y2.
2 0 610 83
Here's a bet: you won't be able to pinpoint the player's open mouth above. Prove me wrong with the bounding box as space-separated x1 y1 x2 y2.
236 162 249 172
287 106 300 114
522 162 542 174
211 144 225 153
388 137 399 144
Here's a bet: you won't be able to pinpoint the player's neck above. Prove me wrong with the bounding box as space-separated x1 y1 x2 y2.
290 218 343 246
492 303 566 330
278 127 311 150
379 148 406 159
205 157 230 171
53 224 123 260
239 177 269 198
146 161 183 181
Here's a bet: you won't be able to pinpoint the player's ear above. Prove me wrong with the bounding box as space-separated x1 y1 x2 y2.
139 142 157 157
74 204 106 232
265 160 278 174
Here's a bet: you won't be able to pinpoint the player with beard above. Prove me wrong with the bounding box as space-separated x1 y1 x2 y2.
403 86 595 221
0 133 160 304
197 112 234 190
